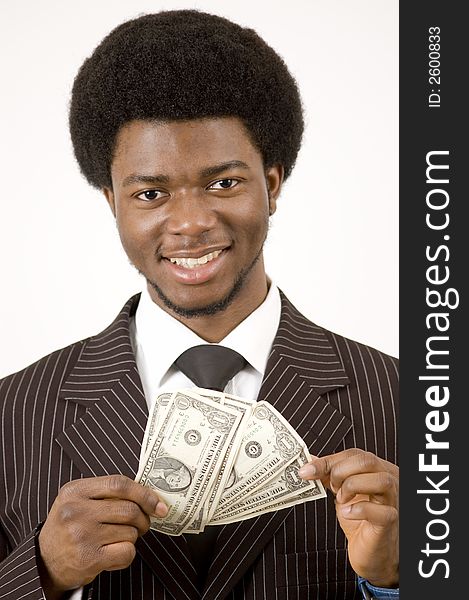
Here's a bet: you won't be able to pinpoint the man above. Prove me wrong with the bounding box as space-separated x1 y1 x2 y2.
0 10 399 600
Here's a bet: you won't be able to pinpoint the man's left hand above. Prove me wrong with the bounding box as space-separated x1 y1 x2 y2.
299 448 399 588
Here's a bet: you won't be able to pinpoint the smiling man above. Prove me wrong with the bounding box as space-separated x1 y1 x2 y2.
0 10 399 600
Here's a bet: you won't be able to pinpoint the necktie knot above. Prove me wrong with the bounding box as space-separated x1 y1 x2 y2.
175 344 247 392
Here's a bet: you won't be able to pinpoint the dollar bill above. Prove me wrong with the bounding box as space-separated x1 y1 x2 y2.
136 388 326 534
215 401 307 513
189 388 256 409
213 484 327 524
212 450 326 523
136 391 242 535
179 388 254 528
139 391 172 464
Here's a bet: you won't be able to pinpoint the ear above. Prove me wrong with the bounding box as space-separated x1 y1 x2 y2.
102 187 116 217
265 164 284 216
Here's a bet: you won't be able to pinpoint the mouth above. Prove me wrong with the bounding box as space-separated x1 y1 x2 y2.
167 249 223 269
162 247 229 285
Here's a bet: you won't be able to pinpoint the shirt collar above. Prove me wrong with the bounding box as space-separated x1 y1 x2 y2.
133 282 281 390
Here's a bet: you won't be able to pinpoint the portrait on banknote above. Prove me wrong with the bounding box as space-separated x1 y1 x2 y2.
147 457 193 493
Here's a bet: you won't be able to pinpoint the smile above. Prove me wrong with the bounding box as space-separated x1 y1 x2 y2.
168 250 223 269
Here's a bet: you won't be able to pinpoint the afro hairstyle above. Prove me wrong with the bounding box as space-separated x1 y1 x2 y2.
69 9 304 189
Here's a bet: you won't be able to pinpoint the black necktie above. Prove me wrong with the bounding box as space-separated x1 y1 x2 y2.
175 344 247 392
174 344 247 591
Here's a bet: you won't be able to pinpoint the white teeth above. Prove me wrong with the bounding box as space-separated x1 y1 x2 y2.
169 250 222 268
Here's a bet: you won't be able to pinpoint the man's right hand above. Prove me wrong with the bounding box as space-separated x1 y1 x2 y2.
38 475 168 599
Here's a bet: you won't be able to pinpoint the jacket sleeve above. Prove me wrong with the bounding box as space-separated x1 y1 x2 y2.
0 524 46 600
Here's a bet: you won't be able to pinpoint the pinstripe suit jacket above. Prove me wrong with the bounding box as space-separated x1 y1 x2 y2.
0 291 398 600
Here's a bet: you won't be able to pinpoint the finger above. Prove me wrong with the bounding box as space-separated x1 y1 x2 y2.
336 472 398 505
336 499 399 528
298 449 363 491
93 499 151 535
96 524 139 546
65 475 168 518
299 449 397 494
326 453 398 497
99 541 137 572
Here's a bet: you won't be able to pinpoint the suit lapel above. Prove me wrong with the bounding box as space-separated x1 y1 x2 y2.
202 291 353 600
55 295 200 599
55 295 147 479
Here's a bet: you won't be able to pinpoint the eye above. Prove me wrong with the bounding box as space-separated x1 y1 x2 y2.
136 189 166 202
208 178 239 190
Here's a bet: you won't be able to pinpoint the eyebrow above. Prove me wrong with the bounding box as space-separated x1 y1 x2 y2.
122 174 170 187
122 160 250 188
199 160 250 178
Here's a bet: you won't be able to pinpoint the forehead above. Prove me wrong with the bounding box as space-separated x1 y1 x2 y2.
111 117 264 178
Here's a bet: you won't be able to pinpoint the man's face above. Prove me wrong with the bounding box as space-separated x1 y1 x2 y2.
104 117 282 323
166 466 191 491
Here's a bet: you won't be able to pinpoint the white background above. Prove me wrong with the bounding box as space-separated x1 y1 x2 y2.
0 0 398 378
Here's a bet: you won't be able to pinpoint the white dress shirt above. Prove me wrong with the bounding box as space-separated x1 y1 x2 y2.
131 282 281 406
70 283 281 599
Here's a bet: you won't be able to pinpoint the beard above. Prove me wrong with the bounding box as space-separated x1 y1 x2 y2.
140 243 265 319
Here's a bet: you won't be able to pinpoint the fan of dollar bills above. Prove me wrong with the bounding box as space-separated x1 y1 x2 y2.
135 388 326 536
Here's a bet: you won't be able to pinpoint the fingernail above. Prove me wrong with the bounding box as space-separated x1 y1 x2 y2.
153 501 168 518
298 464 316 478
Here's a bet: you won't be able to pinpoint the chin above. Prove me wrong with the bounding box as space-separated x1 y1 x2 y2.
148 279 242 319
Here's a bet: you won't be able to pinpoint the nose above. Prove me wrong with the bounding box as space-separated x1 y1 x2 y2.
165 191 217 237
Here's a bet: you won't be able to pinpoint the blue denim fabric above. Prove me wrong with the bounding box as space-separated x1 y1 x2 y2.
358 576 399 599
